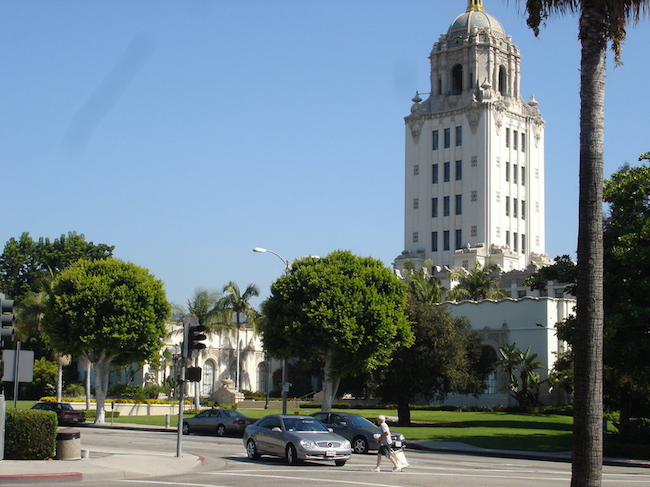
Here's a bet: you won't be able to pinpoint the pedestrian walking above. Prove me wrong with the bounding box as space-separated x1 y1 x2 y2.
370 415 402 472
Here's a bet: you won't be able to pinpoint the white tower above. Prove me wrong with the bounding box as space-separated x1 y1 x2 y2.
395 0 551 274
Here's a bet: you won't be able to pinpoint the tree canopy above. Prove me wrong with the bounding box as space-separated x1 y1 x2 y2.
447 261 509 301
261 250 412 411
0 232 113 299
379 301 486 425
42 258 170 423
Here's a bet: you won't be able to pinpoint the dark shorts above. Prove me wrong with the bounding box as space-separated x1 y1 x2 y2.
378 444 392 458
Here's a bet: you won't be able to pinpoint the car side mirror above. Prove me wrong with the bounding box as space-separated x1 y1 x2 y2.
328 428 333 432
340 421 347 427
272 427 282 433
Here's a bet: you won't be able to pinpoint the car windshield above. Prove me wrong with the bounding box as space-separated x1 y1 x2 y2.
283 418 329 432
344 415 376 428
59 404 74 411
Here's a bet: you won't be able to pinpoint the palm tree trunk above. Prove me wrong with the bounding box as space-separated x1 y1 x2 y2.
572 6 606 487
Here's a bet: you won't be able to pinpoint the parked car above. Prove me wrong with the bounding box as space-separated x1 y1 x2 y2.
31 401 86 425
182 408 256 436
310 411 406 454
243 414 351 466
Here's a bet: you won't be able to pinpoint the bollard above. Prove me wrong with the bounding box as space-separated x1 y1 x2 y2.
165 414 170 429
56 428 81 460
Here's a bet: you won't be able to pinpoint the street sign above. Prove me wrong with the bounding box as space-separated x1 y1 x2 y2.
2 349 35 382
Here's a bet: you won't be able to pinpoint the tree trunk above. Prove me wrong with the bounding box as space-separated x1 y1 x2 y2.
397 398 411 426
57 362 63 403
93 356 112 424
572 6 606 487
85 360 91 411
321 351 335 412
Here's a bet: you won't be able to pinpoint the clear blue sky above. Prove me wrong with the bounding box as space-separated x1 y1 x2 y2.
2 1 648 309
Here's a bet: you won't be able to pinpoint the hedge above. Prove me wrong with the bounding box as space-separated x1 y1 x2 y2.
5 409 57 460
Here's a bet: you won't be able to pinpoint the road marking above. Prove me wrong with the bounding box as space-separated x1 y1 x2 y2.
205 471 409 486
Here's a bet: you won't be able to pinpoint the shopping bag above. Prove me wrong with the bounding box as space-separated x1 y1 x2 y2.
391 449 410 469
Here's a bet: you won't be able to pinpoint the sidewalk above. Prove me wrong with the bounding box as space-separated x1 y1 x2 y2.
0 423 205 483
1 423 648 483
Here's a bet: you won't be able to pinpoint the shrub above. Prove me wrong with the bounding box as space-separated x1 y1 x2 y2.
5 409 57 460
614 417 650 443
64 383 85 397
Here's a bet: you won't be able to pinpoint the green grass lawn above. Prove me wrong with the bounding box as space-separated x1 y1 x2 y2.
12 400 643 458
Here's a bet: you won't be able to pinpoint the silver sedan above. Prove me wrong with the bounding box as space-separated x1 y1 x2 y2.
243 414 351 466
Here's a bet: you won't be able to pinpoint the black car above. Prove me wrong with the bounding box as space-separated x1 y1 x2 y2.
310 411 406 454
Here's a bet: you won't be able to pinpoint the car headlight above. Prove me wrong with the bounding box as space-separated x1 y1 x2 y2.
300 439 318 449
396 434 405 441
342 440 351 449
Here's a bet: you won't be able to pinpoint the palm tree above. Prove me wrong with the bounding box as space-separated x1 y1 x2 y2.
217 281 260 391
172 287 222 408
518 2 647 485
446 261 509 301
402 261 445 304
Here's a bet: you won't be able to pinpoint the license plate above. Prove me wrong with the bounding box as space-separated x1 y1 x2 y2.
326 450 335 457
394 441 402 448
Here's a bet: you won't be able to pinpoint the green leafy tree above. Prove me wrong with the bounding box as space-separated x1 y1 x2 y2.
402 260 445 305
261 250 413 411
379 301 486 425
42 258 170 423
447 261 509 301
217 281 260 391
0 232 113 299
603 160 650 423
518 3 648 485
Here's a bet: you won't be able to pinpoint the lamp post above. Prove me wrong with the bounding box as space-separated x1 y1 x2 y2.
253 247 290 414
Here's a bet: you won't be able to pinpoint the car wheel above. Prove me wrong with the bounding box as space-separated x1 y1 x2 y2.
216 424 226 437
286 444 299 465
182 422 190 435
352 436 368 454
246 439 260 460
335 459 346 467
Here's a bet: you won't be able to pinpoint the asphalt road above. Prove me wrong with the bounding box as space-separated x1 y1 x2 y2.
72 429 650 487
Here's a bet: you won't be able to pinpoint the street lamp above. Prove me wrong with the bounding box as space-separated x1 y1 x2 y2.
253 247 290 414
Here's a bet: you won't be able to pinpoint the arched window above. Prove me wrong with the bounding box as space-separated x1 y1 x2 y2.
451 64 463 95
498 66 507 96
257 362 269 393
481 346 498 394
201 361 215 396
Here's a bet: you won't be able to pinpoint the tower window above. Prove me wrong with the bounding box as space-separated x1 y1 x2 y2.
471 225 477 237
432 164 439 184
505 128 510 148
505 162 510 182
521 166 525 185
413 164 419 176
498 66 507 96
521 132 526 152
443 196 450 216
513 130 518 150
514 164 518 184
444 162 450 182
456 160 462 180
521 200 526 219
455 229 462 250
413 198 419 209
444 231 450 251
432 130 439 150
455 194 462 215
506 196 510 216
432 198 438 217
514 232 518 252
451 64 463 95
413 232 419 243
521 234 526 253
506 230 510 247
471 190 477 202
444 128 451 148
513 198 518 218
432 232 438 252
455 126 462 146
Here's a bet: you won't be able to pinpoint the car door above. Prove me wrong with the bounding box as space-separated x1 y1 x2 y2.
329 414 353 441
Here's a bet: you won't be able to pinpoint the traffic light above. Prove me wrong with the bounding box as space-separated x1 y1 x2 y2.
182 316 207 357
0 294 15 347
